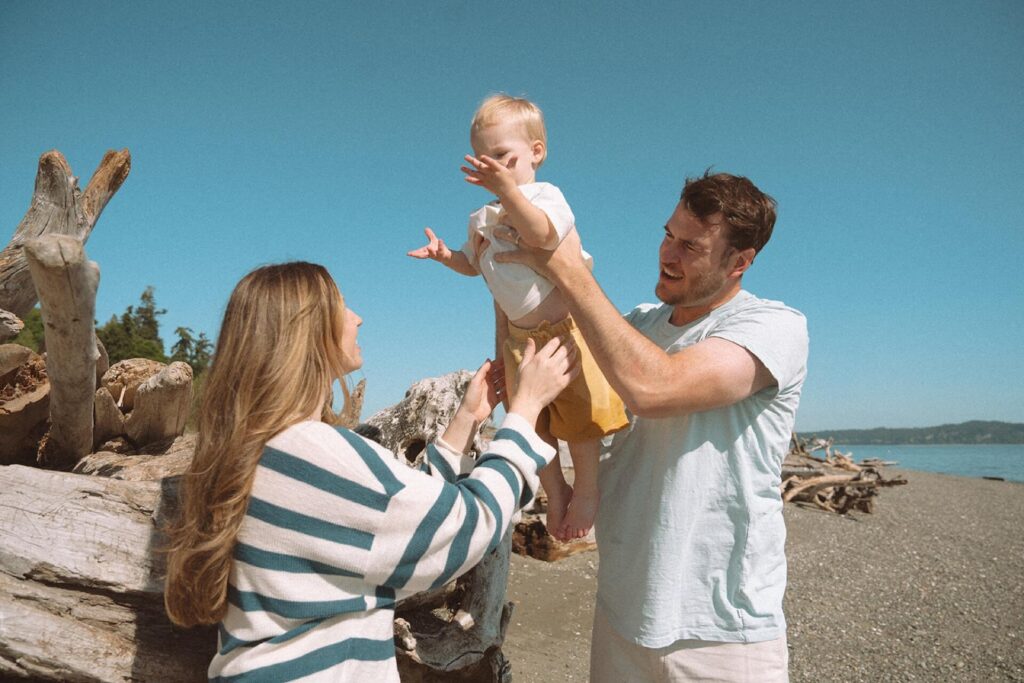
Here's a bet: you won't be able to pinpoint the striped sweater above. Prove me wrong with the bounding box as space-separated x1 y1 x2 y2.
208 413 553 682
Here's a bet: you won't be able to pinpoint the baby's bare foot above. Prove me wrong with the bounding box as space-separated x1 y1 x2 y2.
561 489 599 540
544 481 573 542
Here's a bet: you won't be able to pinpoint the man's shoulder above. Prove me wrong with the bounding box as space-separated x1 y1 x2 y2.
624 302 669 327
722 291 807 329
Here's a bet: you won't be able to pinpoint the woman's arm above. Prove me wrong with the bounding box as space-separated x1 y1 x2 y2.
363 337 577 594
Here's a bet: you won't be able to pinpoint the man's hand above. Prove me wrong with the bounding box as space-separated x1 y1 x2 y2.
407 227 453 262
491 224 586 286
461 154 519 199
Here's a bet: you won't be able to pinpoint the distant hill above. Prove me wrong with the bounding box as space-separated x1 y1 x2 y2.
800 420 1024 445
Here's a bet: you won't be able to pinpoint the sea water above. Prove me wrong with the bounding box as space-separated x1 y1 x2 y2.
833 443 1024 483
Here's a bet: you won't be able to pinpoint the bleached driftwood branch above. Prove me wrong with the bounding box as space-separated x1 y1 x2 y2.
0 149 130 319
24 235 100 468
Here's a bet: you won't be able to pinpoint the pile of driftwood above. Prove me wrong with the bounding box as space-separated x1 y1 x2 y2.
783 434 907 514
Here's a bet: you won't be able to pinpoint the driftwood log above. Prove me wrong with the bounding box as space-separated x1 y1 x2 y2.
0 463 214 681
24 235 101 468
0 149 130 319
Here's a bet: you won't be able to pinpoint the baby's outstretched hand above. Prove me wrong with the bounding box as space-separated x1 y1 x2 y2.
462 154 518 198
407 227 452 262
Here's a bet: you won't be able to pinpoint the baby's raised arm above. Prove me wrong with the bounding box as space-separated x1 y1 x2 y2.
407 227 478 277
462 155 559 249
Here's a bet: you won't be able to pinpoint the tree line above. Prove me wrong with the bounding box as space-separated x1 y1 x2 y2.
14 287 212 377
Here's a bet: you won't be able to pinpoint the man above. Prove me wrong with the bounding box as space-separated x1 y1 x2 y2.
495 171 808 682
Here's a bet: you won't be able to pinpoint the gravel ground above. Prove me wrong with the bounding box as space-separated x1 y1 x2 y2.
504 470 1024 682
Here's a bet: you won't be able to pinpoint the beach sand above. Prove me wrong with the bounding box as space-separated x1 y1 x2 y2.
504 470 1024 681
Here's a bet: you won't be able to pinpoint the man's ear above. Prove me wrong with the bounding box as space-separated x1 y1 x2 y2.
531 140 546 168
730 248 757 278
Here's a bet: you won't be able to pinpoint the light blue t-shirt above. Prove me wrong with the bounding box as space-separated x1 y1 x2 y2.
595 290 809 647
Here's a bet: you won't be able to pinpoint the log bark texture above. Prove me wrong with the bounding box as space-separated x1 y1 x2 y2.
0 465 215 681
0 309 23 342
0 150 130 319
0 348 49 465
24 235 100 468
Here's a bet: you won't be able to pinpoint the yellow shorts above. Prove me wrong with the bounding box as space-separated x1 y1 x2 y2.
502 316 629 443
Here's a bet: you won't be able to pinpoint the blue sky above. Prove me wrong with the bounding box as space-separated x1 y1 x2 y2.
2 1 1021 430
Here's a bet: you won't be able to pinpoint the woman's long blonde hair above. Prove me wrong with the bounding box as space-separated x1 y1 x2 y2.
164 262 350 627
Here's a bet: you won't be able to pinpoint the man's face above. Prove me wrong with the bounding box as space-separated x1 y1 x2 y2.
655 203 736 309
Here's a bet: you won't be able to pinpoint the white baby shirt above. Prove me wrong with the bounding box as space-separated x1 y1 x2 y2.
460 182 591 320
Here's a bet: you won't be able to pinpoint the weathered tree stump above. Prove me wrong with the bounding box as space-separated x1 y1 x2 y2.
123 362 192 447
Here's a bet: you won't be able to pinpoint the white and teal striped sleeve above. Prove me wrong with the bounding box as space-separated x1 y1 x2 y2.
417 436 476 482
353 413 553 596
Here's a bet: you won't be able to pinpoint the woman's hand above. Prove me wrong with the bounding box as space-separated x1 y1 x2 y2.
508 336 580 426
442 360 505 454
459 359 504 424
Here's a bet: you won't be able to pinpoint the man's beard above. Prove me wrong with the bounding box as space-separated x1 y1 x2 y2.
655 266 729 308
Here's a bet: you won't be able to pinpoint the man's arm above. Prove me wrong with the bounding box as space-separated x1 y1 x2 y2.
492 229 775 418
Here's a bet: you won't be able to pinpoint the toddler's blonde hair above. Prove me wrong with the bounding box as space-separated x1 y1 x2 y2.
471 94 548 166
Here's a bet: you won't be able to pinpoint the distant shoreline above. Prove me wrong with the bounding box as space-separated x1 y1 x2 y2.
798 419 1024 445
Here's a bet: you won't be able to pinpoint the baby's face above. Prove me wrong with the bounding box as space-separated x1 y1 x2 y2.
471 121 543 186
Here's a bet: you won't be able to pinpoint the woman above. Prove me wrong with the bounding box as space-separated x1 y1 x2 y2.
163 262 575 681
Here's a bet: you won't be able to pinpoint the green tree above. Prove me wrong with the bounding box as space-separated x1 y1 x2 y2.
170 327 213 376
11 307 45 352
191 332 213 375
96 287 169 364
170 326 195 363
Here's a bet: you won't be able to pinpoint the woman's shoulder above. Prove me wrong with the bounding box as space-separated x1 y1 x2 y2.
266 421 373 461
266 421 399 471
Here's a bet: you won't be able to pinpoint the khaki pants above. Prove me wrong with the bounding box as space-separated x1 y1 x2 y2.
590 606 789 683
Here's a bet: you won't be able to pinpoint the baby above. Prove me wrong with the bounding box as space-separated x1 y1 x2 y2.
408 94 628 540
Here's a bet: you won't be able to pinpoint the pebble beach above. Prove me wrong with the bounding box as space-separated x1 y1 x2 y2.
504 470 1024 682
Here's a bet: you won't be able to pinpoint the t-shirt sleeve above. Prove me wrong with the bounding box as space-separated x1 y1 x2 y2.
529 183 576 242
709 303 809 391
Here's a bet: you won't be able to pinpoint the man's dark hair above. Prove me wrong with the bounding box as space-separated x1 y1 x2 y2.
681 170 777 254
